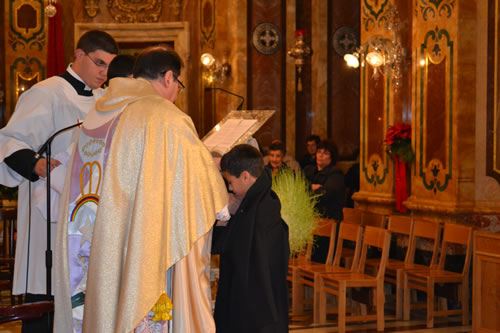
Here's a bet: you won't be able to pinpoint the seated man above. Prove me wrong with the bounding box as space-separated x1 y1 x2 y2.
298 135 320 169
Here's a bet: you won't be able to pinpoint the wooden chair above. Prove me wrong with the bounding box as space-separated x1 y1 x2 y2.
365 215 414 319
361 211 387 228
0 208 18 305
342 207 362 224
400 219 442 319
289 218 337 315
291 222 362 316
0 301 53 324
404 223 473 328
315 226 392 332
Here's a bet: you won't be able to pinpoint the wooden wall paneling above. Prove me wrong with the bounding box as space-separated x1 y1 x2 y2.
285 0 296 158
293 0 311 157
311 0 327 148
487 0 500 184
328 0 360 160
248 0 287 150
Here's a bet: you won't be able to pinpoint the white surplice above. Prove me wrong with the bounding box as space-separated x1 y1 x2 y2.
0 66 97 295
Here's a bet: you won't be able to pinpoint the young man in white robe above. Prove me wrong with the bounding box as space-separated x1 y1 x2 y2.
54 46 228 333
0 30 117 332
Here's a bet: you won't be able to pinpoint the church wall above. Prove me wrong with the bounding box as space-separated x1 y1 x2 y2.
355 0 500 231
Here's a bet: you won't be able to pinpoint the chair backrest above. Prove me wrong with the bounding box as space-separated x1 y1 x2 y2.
361 211 387 228
356 226 392 279
438 223 473 275
342 207 362 224
407 219 441 266
387 215 414 262
332 222 363 269
305 218 337 265
0 208 16 258
0 301 54 324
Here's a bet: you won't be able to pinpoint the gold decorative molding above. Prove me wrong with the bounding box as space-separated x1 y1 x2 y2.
107 0 162 23
84 0 100 17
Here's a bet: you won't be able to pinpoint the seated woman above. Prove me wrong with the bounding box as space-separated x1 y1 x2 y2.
265 140 293 176
304 140 345 262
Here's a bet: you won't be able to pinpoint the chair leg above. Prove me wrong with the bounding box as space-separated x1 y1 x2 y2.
403 273 410 321
313 273 320 324
291 268 304 315
338 282 346 333
318 276 327 324
376 284 385 331
462 277 470 325
395 269 403 320
426 280 434 329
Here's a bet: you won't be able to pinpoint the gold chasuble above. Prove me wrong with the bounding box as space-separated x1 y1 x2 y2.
55 78 228 332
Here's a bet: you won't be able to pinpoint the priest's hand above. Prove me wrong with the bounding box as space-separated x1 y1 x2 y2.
34 158 61 178
311 184 322 191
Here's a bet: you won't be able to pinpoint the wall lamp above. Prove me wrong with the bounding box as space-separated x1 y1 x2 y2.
343 5 405 91
200 53 231 84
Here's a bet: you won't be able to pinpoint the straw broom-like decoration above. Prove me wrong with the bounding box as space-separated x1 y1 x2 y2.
272 169 321 256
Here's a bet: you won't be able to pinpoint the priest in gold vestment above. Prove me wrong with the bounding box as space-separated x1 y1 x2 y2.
54 46 228 332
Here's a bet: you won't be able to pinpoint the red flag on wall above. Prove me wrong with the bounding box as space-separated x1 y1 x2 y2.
47 3 65 77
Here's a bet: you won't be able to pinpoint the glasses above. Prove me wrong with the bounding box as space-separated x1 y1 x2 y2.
174 76 185 92
85 53 109 69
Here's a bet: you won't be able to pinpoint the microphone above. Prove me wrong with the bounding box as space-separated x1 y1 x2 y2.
204 87 245 110
36 121 81 297
37 122 82 155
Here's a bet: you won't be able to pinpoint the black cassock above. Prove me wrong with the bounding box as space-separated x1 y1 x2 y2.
212 170 289 333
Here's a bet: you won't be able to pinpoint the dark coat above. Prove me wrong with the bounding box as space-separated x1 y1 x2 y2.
213 170 290 333
304 163 345 220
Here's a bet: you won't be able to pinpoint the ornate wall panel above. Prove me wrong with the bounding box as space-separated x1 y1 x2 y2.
355 0 399 212
418 28 453 195
5 0 46 120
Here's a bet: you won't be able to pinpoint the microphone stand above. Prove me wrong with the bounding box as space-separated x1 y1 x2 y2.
204 87 245 110
37 122 82 299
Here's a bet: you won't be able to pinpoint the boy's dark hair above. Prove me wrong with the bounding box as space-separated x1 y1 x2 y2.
306 135 321 145
133 46 183 81
220 144 264 178
76 30 118 55
269 140 286 154
317 140 338 165
107 54 135 81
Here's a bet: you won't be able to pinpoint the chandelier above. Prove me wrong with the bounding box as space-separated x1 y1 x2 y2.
343 5 406 91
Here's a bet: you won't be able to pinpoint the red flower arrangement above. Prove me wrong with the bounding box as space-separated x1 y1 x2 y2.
384 123 414 162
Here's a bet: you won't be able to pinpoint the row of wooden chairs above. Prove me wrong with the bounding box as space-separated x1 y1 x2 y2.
288 211 473 331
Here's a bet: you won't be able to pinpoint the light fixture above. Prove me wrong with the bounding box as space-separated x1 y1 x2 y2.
343 5 406 91
344 53 360 68
45 0 57 17
200 53 231 84
287 30 312 92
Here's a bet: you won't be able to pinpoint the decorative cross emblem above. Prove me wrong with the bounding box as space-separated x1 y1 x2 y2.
260 30 277 47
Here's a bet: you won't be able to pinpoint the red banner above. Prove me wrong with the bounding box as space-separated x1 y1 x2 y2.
47 3 65 78
394 158 408 213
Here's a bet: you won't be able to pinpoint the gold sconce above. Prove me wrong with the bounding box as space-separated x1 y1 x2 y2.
200 53 231 85
344 5 405 91
287 30 312 92
45 0 57 17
